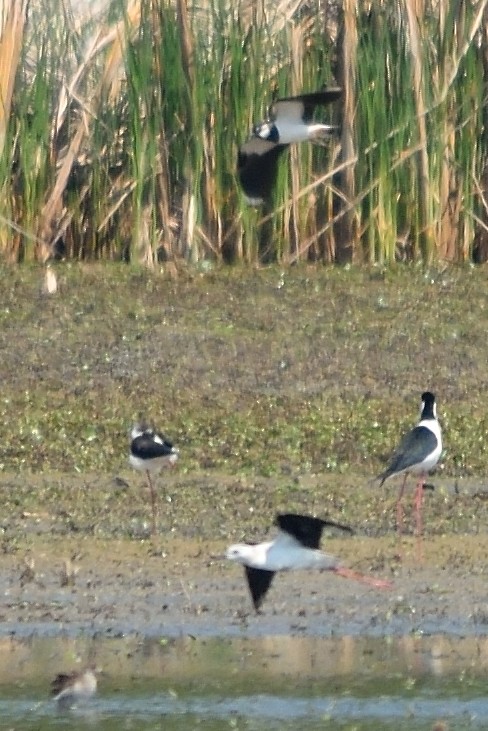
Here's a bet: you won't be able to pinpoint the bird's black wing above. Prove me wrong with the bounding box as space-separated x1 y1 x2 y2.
245 566 275 612
51 673 74 696
379 425 438 484
275 89 342 122
131 433 174 460
237 138 288 203
276 513 353 550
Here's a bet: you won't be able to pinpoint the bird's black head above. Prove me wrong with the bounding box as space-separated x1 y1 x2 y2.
421 391 435 406
253 120 279 143
421 391 436 418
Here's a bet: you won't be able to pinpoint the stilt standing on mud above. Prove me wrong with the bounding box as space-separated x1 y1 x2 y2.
129 422 179 536
378 391 442 540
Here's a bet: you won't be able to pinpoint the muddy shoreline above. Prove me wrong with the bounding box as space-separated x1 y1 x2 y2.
2 267 488 644
1 521 487 640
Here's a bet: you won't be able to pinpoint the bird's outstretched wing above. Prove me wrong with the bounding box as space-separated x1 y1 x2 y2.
271 89 342 122
276 513 353 550
244 566 275 611
237 139 287 203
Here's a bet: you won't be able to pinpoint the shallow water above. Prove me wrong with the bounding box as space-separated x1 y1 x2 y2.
2 635 488 730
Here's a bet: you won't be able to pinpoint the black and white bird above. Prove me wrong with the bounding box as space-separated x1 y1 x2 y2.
129 422 179 535
51 667 99 710
226 513 392 612
237 88 342 205
378 391 442 537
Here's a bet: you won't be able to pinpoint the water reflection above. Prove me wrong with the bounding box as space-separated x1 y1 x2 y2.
0 634 487 730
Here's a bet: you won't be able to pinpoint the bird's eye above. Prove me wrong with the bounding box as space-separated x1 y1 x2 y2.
254 122 270 139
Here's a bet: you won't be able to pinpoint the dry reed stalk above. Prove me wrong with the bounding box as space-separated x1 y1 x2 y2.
433 1 461 260
0 0 26 156
286 23 304 260
0 0 27 258
334 0 358 263
37 119 87 260
238 0 304 36
202 119 220 251
41 0 143 261
151 0 175 256
437 0 488 104
100 0 142 101
176 0 199 260
176 0 195 89
473 2 488 261
404 0 434 261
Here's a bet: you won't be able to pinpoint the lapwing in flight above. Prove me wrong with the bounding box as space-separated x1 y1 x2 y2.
226 512 392 612
378 391 442 538
237 89 342 205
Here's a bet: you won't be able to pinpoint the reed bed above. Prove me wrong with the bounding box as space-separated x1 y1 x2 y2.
0 0 486 265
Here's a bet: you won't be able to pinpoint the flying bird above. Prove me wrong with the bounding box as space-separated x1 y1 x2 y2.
129 422 179 536
51 667 99 709
378 391 442 537
237 89 342 205
226 513 392 612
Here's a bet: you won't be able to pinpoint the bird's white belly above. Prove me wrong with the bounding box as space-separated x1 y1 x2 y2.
129 454 177 473
264 544 324 571
275 120 311 144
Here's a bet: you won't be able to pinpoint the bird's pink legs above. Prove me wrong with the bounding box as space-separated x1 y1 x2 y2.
414 475 426 561
334 566 392 589
396 474 408 535
146 470 157 536
414 477 425 537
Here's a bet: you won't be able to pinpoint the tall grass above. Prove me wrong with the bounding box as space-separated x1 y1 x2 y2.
0 0 486 265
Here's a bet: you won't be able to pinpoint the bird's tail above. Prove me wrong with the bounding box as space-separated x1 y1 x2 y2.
309 124 341 144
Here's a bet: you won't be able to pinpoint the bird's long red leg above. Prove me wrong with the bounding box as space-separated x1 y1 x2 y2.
414 477 424 537
334 566 392 589
396 474 408 535
146 470 157 536
414 476 425 561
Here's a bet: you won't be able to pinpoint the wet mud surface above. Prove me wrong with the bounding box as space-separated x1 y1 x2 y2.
1 265 488 643
0 510 488 639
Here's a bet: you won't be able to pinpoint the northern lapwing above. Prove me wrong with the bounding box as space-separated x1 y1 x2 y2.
237 89 342 205
129 422 179 536
378 391 442 537
226 513 392 612
51 667 99 710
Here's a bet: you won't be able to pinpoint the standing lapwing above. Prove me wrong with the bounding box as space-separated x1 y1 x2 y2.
378 392 442 538
226 513 392 612
129 422 179 536
237 89 342 205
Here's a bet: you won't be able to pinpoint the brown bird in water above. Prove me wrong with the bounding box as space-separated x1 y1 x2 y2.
51 666 99 709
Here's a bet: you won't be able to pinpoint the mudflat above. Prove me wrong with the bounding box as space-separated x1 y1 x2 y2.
0 264 487 639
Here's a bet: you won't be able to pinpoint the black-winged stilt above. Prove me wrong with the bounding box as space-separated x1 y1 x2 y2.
51 667 99 709
238 89 342 205
129 422 179 535
378 391 442 537
226 513 392 612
